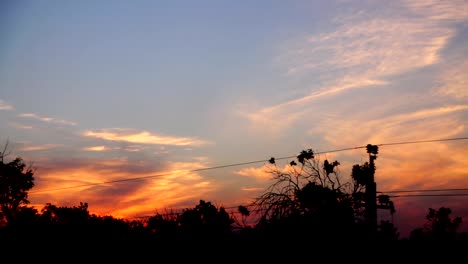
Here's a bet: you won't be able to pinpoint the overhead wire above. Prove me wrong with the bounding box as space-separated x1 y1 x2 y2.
28 146 368 194
378 188 468 193
390 193 468 198
126 190 468 220
29 136 468 194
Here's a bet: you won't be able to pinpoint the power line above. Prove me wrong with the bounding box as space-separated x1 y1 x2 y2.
28 146 368 194
29 136 468 194
376 137 468 147
390 194 468 198
378 188 468 194
127 191 468 220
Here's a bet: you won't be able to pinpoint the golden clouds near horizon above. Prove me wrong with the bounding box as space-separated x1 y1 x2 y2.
83 129 209 147
28 158 217 219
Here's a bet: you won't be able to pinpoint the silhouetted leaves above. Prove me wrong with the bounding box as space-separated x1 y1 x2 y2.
324 160 340 175
366 144 378 155
297 149 314 164
238 205 250 217
351 163 372 186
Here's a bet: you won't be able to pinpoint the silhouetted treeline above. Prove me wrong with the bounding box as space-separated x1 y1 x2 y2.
1 146 466 249
1 200 466 245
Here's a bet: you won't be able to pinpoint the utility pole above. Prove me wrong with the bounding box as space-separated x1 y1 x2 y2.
365 144 378 237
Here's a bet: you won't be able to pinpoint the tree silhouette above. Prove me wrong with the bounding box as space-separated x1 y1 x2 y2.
251 149 366 241
146 208 179 240
0 147 35 225
233 205 250 229
39 202 90 225
178 200 234 239
410 207 463 241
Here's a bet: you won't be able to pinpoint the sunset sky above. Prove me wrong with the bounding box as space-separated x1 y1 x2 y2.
1 0 467 238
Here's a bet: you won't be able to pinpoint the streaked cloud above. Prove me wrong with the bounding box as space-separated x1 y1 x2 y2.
82 145 110 152
242 79 387 135
82 128 210 147
364 105 468 136
121 145 146 152
311 104 467 149
284 18 452 78
82 145 149 153
19 144 63 152
307 103 467 194
8 122 33 130
404 0 468 21
155 146 170 155
0 100 14 111
18 113 77 126
244 0 463 136
235 165 273 181
29 157 217 218
234 163 305 183
435 59 468 99
240 187 264 192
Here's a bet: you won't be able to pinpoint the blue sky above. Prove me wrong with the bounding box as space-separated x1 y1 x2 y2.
1 0 467 237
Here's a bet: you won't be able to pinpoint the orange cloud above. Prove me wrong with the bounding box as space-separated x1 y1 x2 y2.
28 157 217 219
381 105 468 125
309 104 467 149
235 165 276 182
309 106 468 193
19 144 63 151
83 128 209 147
82 145 109 152
240 187 264 192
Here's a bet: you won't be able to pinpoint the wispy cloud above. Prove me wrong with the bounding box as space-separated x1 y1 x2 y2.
243 79 387 133
435 59 468 99
82 145 110 152
240 187 264 192
8 122 33 130
404 0 468 21
121 145 147 152
234 163 305 183
235 165 273 181
0 100 14 111
243 0 464 136
18 113 77 126
82 145 149 153
310 104 468 148
283 18 452 78
19 144 63 151
362 105 468 133
82 128 210 147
